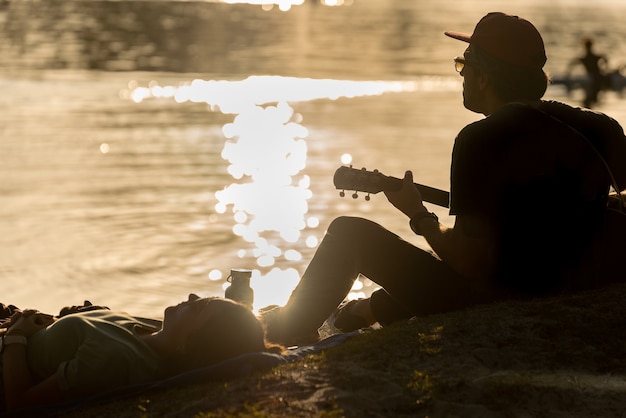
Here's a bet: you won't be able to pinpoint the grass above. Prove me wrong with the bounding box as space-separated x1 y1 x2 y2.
57 282 626 417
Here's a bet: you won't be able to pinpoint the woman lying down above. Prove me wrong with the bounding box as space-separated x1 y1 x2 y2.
0 296 282 412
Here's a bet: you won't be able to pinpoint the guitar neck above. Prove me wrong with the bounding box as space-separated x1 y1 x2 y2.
384 176 450 208
417 184 450 208
333 166 450 208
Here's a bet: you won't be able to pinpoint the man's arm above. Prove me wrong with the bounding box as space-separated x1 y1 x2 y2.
419 214 495 279
385 170 495 279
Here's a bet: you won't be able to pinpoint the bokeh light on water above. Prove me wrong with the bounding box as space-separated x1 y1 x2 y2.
125 75 425 309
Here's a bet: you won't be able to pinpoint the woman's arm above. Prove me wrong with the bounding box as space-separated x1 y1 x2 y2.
2 340 64 409
2 311 63 410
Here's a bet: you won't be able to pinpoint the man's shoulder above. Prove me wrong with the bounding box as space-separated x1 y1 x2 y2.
459 102 566 139
537 100 622 128
465 100 619 133
458 101 608 167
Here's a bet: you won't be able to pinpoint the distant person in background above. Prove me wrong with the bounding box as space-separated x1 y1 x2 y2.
261 12 626 347
1 297 281 412
569 37 610 108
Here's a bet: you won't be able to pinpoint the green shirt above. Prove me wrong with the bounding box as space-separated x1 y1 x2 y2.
26 310 163 396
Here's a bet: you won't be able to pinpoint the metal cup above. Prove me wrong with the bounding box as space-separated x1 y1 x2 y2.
224 268 254 309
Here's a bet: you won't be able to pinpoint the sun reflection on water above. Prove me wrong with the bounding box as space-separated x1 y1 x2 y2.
124 75 441 309
221 0 304 12
211 0 353 12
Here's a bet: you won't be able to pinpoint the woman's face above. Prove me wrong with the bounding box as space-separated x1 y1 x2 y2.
162 294 224 340
159 295 265 368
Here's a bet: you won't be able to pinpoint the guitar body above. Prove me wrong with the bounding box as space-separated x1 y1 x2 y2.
333 166 450 208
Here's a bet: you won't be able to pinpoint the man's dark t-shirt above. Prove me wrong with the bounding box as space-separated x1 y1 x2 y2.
449 101 624 294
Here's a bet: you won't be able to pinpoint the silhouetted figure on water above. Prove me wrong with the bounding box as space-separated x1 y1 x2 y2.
568 37 610 108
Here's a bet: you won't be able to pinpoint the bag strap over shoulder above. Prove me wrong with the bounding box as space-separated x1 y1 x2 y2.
525 103 625 210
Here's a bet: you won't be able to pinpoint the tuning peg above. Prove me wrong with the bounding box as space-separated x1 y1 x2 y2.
339 190 345 197
352 192 358 199
365 194 370 201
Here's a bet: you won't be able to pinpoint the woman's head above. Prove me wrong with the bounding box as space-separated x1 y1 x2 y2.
162 295 279 371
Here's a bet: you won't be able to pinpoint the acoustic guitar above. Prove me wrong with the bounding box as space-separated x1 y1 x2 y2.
333 166 450 208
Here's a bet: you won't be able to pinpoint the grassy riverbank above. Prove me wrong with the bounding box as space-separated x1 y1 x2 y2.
64 282 626 417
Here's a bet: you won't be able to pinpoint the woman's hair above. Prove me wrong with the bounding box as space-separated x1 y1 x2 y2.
177 299 283 371
470 45 550 102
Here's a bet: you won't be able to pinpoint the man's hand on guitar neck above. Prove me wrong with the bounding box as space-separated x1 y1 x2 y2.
384 170 428 218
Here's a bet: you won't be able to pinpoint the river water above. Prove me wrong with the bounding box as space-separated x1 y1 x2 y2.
1 0 626 318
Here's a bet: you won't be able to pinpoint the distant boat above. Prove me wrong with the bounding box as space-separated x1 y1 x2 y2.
551 68 626 96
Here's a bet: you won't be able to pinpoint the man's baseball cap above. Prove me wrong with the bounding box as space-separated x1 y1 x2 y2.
445 12 547 70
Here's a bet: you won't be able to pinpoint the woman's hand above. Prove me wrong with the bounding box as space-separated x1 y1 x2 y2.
58 300 109 317
384 170 427 217
1 304 21 333
1 303 20 320
6 309 55 337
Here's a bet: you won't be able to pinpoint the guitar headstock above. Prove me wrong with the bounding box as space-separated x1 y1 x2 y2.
333 165 451 207
333 166 390 200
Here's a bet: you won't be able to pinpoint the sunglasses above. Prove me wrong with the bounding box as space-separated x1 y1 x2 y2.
454 56 469 73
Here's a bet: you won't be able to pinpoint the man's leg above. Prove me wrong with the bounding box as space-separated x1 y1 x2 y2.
264 216 367 343
265 216 473 343
336 227 479 328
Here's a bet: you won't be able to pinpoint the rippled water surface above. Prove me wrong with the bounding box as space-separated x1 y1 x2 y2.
1 0 626 317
